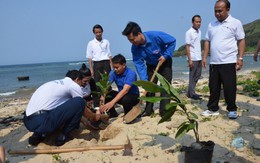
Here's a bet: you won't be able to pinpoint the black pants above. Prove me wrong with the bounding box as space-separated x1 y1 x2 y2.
207 63 237 112
93 60 111 83
145 58 172 116
105 90 139 115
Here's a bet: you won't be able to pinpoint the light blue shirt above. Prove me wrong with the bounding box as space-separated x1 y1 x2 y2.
131 31 176 80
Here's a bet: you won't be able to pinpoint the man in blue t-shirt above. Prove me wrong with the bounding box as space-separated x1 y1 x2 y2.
99 54 140 118
122 22 176 117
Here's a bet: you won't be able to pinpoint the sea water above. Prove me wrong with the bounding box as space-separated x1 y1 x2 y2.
0 55 259 98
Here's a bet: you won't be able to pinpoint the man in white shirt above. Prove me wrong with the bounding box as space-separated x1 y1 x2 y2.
86 24 112 83
201 0 245 119
185 15 202 100
24 70 85 146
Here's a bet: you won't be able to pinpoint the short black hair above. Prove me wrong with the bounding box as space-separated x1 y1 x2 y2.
112 54 126 65
79 63 91 77
66 70 83 80
92 24 103 33
216 0 231 10
192 15 201 22
122 21 142 36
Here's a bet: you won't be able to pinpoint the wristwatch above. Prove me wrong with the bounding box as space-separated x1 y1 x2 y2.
238 57 243 61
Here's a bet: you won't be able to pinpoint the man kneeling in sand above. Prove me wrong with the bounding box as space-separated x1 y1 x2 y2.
23 70 104 146
99 54 140 121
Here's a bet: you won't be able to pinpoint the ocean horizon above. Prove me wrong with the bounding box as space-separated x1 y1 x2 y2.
0 55 259 98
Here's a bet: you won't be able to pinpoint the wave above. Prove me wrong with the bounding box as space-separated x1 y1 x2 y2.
181 71 189 75
68 61 86 66
0 91 16 96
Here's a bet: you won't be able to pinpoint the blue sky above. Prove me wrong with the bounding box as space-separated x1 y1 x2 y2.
0 0 259 66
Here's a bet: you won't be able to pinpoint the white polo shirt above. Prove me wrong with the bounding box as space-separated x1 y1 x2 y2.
205 15 245 64
26 77 83 116
185 27 202 61
86 38 112 61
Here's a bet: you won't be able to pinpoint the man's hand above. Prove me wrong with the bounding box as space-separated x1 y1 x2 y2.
188 60 194 68
253 52 258 62
158 56 166 63
202 58 207 68
99 102 114 113
236 60 243 71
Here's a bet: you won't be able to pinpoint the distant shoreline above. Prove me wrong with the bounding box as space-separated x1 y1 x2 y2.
1 67 259 101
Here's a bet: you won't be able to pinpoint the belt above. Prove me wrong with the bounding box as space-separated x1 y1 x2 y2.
28 110 49 117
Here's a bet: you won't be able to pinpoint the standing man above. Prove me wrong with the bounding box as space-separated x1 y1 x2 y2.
253 39 260 62
86 24 112 83
201 0 245 119
122 22 176 117
185 15 202 100
99 54 140 120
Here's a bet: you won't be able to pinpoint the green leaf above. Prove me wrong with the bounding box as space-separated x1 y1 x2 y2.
134 80 164 93
156 73 182 103
188 112 198 119
158 107 176 124
165 103 177 110
156 73 172 94
139 96 169 103
177 121 188 130
175 124 190 139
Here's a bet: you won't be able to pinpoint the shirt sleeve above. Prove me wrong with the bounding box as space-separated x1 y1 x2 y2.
132 48 148 81
185 30 191 45
157 32 176 60
70 83 84 98
106 40 112 58
235 20 245 40
124 70 137 86
108 70 115 83
86 41 93 59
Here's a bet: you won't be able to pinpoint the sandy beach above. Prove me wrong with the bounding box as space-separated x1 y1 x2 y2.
0 69 260 163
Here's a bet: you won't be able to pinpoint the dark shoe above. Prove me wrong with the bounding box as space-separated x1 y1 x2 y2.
195 93 202 97
191 95 202 100
108 110 118 118
55 133 71 146
138 111 154 118
28 133 46 146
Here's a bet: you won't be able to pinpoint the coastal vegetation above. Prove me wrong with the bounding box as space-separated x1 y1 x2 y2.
174 19 260 56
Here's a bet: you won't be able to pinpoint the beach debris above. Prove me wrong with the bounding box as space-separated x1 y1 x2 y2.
17 76 29 81
231 137 244 149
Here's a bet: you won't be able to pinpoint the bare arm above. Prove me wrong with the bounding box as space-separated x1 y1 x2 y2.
254 39 260 62
185 44 194 68
88 58 94 77
202 40 210 68
236 39 245 71
100 84 131 113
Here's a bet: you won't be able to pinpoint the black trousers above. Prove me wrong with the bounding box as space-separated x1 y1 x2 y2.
93 60 111 83
105 90 140 115
145 58 172 116
207 63 237 112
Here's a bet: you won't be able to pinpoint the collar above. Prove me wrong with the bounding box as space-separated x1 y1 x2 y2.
216 14 231 24
94 38 103 43
142 32 151 47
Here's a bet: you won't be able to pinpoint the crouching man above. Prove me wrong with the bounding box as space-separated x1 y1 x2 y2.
99 54 140 120
24 70 86 146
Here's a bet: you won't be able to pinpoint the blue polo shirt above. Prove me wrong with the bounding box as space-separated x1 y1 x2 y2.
109 67 139 95
131 31 176 80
